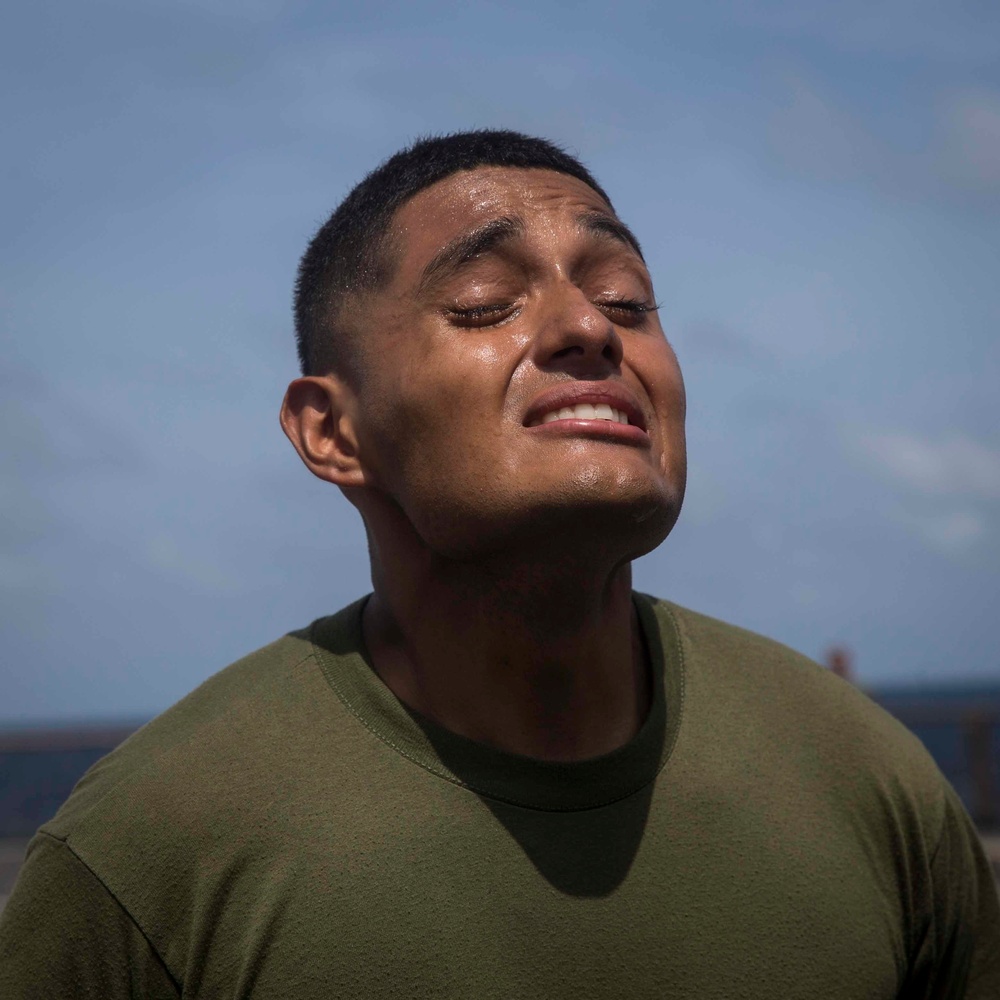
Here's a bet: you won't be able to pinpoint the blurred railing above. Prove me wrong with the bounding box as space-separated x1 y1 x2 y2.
0 723 141 838
871 699 1000 831
825 646 1000 832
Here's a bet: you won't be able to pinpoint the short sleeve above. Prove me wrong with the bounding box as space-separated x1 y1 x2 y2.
906 784 1000 999
0 832 178 1000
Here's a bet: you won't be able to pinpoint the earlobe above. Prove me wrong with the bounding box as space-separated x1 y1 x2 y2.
279 376 367 489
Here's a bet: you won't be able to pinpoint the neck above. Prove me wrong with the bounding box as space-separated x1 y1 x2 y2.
362 537 651 762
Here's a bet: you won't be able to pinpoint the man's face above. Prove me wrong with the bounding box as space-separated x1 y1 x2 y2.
348 166 686 561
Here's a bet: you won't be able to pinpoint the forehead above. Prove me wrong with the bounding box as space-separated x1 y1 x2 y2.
389 167 616 267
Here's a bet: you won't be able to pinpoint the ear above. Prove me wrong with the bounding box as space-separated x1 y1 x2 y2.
279 376 367 489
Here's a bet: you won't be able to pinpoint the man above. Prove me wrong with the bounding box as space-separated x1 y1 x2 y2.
1 130 997 997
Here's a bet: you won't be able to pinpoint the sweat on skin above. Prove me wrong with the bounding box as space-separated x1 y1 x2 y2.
280 166 686 762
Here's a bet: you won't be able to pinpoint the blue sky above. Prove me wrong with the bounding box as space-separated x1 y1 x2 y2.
2 0 998 722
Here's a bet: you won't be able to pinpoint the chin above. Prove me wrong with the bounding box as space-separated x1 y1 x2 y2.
567 490 683 562
423 478 684 566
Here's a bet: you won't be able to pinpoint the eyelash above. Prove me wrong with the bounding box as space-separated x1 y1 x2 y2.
450 303 516 321
448 299 658 324
598 298 659 316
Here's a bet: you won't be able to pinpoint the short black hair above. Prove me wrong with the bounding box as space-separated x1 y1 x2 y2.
293 129 613 379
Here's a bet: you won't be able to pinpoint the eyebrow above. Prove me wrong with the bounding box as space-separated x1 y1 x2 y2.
578 211 646 262
417 215 525 294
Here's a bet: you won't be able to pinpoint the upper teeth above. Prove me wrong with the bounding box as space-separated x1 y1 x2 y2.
540 403 629 425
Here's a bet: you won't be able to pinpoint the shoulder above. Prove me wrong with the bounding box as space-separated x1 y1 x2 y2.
0 832 180 998
648 594 838 686
647 593 911 730
42 599 367 849
24 601 370 974
643 594 949 822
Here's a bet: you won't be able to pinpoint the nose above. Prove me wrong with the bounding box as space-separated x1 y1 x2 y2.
530 281 624 374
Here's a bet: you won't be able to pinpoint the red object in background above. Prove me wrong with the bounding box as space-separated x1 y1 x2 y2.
825 645 854 683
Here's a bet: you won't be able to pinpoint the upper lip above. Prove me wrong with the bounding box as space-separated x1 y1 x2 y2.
522 381 648 431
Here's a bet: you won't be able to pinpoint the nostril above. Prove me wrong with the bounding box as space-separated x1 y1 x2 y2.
552 345 584 359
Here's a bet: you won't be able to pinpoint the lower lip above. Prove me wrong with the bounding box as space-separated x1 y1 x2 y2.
525 419 650 444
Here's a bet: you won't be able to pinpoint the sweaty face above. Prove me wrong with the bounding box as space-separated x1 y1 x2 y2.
350 167 687 561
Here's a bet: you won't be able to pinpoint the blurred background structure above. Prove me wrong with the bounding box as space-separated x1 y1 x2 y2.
2 0 998 899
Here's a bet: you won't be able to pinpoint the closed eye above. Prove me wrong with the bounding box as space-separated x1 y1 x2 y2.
447 302 519 327
447 298 656 328
596 299 659 323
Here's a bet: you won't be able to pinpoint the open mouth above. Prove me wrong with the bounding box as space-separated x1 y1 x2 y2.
535 403 631 427
522 388 650 446
523 385 648 435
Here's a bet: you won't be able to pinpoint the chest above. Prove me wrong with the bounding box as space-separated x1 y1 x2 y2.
173 787 909 999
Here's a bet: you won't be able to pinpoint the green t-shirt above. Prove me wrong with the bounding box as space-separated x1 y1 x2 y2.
2 595 998 998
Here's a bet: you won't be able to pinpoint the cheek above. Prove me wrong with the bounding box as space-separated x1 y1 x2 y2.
412 337 516 433
635 340 686 477
371 344 514 482
644 340 686 423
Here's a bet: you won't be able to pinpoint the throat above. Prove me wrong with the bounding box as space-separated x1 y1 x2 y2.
362 566 651 761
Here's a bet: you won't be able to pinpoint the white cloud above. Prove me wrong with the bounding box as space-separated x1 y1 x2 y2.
849 429 999 558
855 431 1000 499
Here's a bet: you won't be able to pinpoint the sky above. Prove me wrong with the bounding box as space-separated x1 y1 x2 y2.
2 0 998 723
